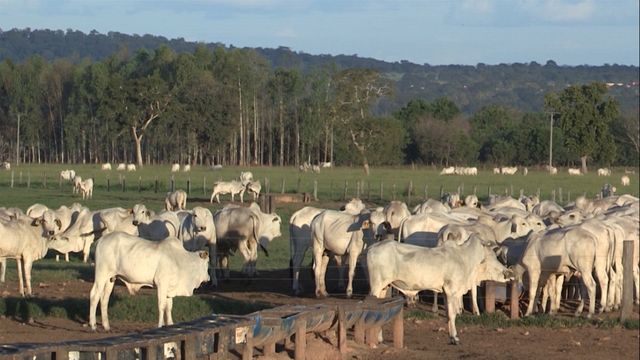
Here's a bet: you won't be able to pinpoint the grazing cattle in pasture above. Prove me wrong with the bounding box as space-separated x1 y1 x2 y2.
116 163 126 171
131 204 179 241
493 168 500 174
321 162 332 168
214 203 282 278
597 168 611 176
60 169 76 182
1 161 9 170
89 233 209 331
165 190 187 211
171 163 180 172
80 178 94 200
101 163 111 170
126 164 137 172
440 166 455 175
312 208 390 298
72 176 82 194
0 211 61 296
568 168 581 175
621 175 630 186
289 198 366 295
312 165 321 173
182 164 191 172
210 180 246 203
367 236 513 345
246 180 262 201
211 164 223 170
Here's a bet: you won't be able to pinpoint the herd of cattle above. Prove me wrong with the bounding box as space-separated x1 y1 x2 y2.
0 169 639 345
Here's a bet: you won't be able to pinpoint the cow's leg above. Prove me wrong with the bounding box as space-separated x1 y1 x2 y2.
55 254 60 262
231 193 235 202
346 251 359 298
240 191 244 203
578 271 596 318
237 242 253 276
593 262 609 313
165 297 174 326
432 291 439 313
100 279 116 331
89 281 104 331
471 285 480 315
313 247 330 298
83 240 92 263
541 275 556 314
0 258 5 283
16 258 24 297
446 293 460 345
157 289 167 327
634 264 640 305
525 270 540 317
220 255 230 279
65 253 70 262
23 258 33 297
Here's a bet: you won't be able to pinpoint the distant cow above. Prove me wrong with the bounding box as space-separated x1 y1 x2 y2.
165 190 187 211
321 162 332 168
210 180 246 203
240 171 254 185
116 163 126 171
182 164 191 172
126 164 137 172
60 169 76 182
621 175 630 186
568 168 581 176
101 163 112 170
80 178 94 200
246 180 262 201
171 163 180 172
440 166 455 175
597 168 611 176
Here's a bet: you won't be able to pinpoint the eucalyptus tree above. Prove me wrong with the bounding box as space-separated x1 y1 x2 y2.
330 68 393 175
544 83 618 173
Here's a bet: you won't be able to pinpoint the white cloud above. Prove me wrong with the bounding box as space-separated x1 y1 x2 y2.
518 0 596 22
461 0 494 14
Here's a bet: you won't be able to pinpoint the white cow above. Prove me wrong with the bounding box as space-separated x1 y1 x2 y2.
246 180 262 201
289 198 366 295
321 162 332 168
176 207 217 286
214 203 282 277
89 234 209 331
413 199 451 214
94 207 138 236
493 168 501 174
398 212 468 247
549 166 558 175
312 165 321 174
60 169 76 182
367 236 513 345
383 201 411 239
171 163 180 172
116 163 126 171
210 180 246 203
568 168 581 175
47 208 98 263
440 166 455 175
80 178 94 200
182 164 191 172
132 204 179 241
517 226 608 318
523 168 528 176
101 163 112 170
0 211 61 296
621 175 630 186
165 190 187 211
72 175 83 194
26 203 84 261
126 164 137 172
1 161 10 170
501 167 518 175
597 168 611 176
240 171 254 185
311 209 389 298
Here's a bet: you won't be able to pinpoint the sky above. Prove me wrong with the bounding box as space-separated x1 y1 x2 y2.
0 0 638 66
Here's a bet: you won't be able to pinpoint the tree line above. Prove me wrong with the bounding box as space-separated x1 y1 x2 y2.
0 45 637 172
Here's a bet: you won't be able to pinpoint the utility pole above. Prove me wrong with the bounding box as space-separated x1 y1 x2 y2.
547 111 558 171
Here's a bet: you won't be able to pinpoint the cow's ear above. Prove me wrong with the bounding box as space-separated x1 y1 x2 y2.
199 251 209 259
362 220 371 229
383 221 392 232
31 218 42 227
128 208 133 214
145 210 150 217
55 219 62 229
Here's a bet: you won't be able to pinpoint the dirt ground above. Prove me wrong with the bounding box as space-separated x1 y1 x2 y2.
1 272 639 360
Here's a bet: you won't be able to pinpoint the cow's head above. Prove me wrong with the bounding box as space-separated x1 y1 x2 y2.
257 212 282 256
131 204 151 226
32 209 61 237
555 209 584 226
478 245 515 283
464 195 479 208
341 198 366 215
192 207 212 234
508 214 533 238
362 210 391 242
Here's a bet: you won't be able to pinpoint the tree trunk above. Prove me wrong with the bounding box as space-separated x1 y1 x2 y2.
581 155 588 174
278 98 284 166
132 127 144 167
238 77 244 166
16 113 20 166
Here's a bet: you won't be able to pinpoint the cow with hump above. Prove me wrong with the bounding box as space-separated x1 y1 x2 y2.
367 235 513 345
89 233 209 331
213 203 282 278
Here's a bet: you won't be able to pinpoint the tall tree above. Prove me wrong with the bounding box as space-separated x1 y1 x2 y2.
544 83 618 173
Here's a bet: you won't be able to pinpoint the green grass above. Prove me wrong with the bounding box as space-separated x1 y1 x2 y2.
0 294 270 323
403 308 639 330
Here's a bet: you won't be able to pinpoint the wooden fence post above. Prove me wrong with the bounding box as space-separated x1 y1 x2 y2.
11 170 14 188
27 172 30 188
559 187 563 203
473 185 477 195
338 307 348 354
187 177 191 195
107 178 110 192
281 178 285 194
203 176 206 196
296 177 301 193
509 281 520 319
424 184 428 199
265 177 270 194
356 181 361 198
488 185 491 198
393 306 404 349
154 177 158 193
294 319 307 360
330 180 334 200
392 183 397 200
552 189 556 202
122 177 126 192
343 180 348 201
171 176 175 192
537 188 541 198
138 176 142 192
439 185 443 198
367 181 371 201
380 181 384 201
510 184 513 197
43 173 46 188
407 180 413 205
621 240 635 321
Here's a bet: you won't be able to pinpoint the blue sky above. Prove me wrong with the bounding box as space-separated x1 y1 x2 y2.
0 0 638 66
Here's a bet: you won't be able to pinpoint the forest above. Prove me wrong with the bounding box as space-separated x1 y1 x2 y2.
0 28 638 169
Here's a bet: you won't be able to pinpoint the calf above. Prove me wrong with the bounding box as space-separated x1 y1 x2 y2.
165 190 187 211
210 180 246 203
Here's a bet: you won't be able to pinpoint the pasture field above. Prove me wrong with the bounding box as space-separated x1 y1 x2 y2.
0 164 638 359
